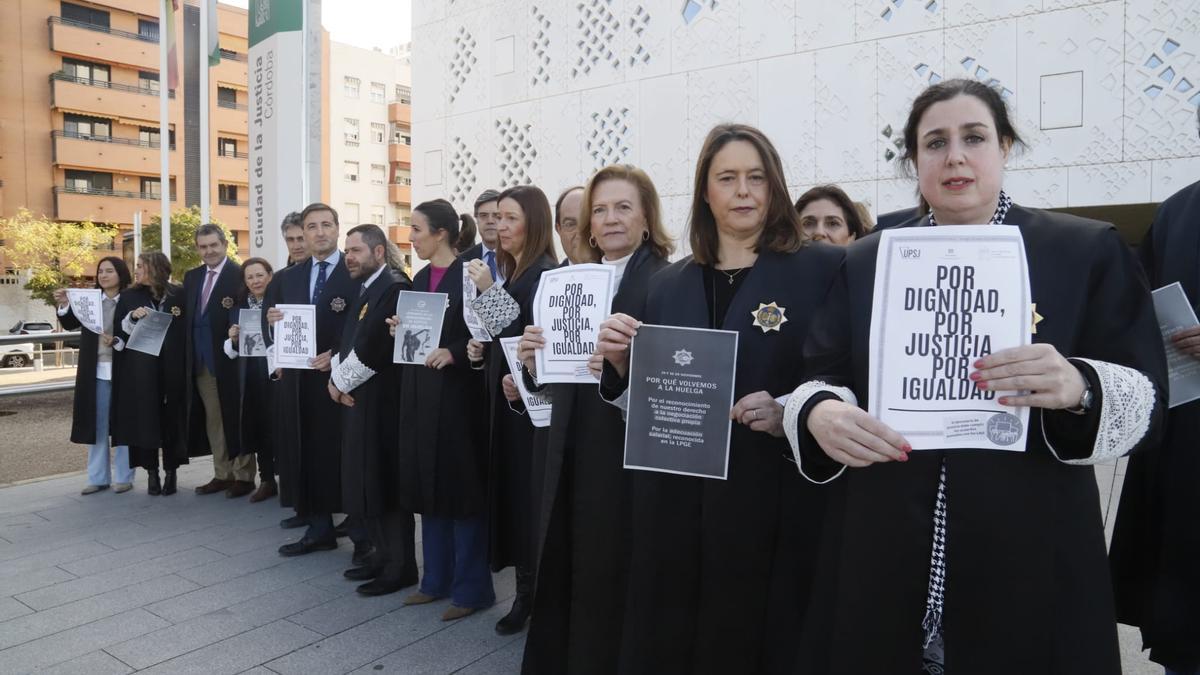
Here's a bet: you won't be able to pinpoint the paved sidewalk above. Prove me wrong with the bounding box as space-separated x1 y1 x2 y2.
0 456 1160 674
0 458 524 674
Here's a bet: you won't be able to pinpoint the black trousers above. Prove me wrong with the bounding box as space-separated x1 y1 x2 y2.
367 510 418 581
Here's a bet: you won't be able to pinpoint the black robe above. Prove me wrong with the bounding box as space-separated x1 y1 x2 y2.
60 302 107 444
111 285 189 467
608 246 844 675
1110 179 1200 671
790 207 1167 675
262 255 358 514
335 268 412 518
521 244 670 675
182 260 244 456
482 254 557 572
396 258 490 518
229 302 271 460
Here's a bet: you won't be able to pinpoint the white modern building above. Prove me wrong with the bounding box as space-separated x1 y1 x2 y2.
329 41 414 266
411 0 1200 249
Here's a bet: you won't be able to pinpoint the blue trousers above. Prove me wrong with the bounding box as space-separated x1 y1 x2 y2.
1167 668 1200 675
420 514 495 608
87 379 133 486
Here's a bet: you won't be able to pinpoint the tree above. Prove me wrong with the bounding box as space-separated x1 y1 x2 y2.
140 205 239 276
0 208 119 307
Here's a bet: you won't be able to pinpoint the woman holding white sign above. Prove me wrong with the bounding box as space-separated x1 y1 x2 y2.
465 185 558 635
223 258 277 503
53 257 135 495
112 252 188 496
783 79 1167 674
594 125 845 674
393 199 495 620
517 165 673 674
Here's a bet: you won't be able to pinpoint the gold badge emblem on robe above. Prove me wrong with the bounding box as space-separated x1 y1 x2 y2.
1031 303 1044 334
170 306 181 317
331 297 347 313
751 302 788 333
359 303 368 320
221 296 234 309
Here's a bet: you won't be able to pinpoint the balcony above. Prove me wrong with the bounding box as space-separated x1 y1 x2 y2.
214 50 248 87
50 73 173 124
52 131 173 175
53 185 174 225
389 143 411 165
100 0 160 15
214 100 248 134
388 101 411 125
389 183 411 205
215 151 249 183
214 200 249 232
48 17 159 71
388 224 412 246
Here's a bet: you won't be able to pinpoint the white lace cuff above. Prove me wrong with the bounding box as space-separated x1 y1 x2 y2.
470 285 520 337
783 381 858 484
121 311 137 336
223 338 238 360
331 349 375 394
1044 358 1156 466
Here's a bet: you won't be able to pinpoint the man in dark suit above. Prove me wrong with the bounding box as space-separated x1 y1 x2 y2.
185 224 252 497
461 189 502 278
264 203 369 560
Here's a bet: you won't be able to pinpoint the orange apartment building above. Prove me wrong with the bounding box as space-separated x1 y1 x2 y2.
0 0 350 277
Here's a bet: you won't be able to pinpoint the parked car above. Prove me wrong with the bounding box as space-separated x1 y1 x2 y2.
8 319 81 350
1 342 35 368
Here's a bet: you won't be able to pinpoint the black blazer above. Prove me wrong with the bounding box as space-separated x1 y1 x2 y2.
182 259 244 454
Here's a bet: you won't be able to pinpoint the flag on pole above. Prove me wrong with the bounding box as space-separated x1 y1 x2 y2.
165 0 180 90
207 0 220 66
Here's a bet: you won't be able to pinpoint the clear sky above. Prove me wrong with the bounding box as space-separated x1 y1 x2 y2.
219 0 412 50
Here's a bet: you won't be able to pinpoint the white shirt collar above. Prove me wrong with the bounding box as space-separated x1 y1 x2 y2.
312 249 341 268
360 264 387 291
206 256 228 276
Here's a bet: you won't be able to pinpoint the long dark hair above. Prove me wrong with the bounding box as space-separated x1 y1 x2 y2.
416 199 476 254
688 124 803 266
135 251 173 301
95 256 132 291
496 186 557 281
901 78 1025 175
455 213 478 253
794 185 871 241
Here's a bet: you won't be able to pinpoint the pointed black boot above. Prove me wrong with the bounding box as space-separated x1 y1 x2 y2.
147 470 162 496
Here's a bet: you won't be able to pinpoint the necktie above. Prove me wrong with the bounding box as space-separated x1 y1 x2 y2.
484 250 499 282
199 269 217 310
311 261 329 304
359 282 367 297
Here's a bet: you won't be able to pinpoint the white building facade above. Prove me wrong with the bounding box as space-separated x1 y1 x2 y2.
411 0 1200 248
329 41 413 260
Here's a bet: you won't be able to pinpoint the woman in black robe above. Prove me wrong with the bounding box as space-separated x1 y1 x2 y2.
1110 172 1200 675
466 185 558 635
223 257 277 502
393 199 495 619
782 78 1167 675
595 125 844 674
53 257 135 495
112 252 188 495
517 165 672 674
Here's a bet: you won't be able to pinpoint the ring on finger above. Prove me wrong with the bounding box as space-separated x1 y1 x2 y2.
751 409 758 421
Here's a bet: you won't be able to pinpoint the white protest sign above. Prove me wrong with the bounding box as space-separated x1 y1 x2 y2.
462 265 493 342
499 336 551 428
868 226 1031 451
274 304 317 369
532 263 615 384
66 289 104 334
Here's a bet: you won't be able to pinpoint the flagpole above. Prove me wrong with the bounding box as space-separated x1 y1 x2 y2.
199 0 210 227
158 0 171 261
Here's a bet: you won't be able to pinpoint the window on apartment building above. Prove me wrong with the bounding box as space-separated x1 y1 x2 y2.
218 138 238 157
217 87 238 108
64 113 111 139
66 170 113 193
370 123 386 144
344 118 360 145
371 207 385 226
344 77 360 98
62 58 109 84
219 184 239 205
344 161 359 183
137 19 158 41
370 164 386 185
138 71 159 93
61 2 110 29
141 177 161 197
370 82 386 104
391 124 409 145
394 85 411 103
138 127 175 148
344 203 360 224
394 170 411 185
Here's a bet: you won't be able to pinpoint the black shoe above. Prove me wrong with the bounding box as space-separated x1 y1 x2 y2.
162 470 177 496
343 565 381 581
356 574 416 597
280 514 307 529
333 517 350 539
278 537 337 557
351 542 373 567
494 593 532 635
147 470 162 496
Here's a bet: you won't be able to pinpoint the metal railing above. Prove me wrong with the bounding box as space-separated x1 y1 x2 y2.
0 332 80 397
217 99 248 111
54 185 176 201
50 71 176 98
53 130 174 150
218 149 248 159
48 16 159 44
218 198 247 207
219 48 248 63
